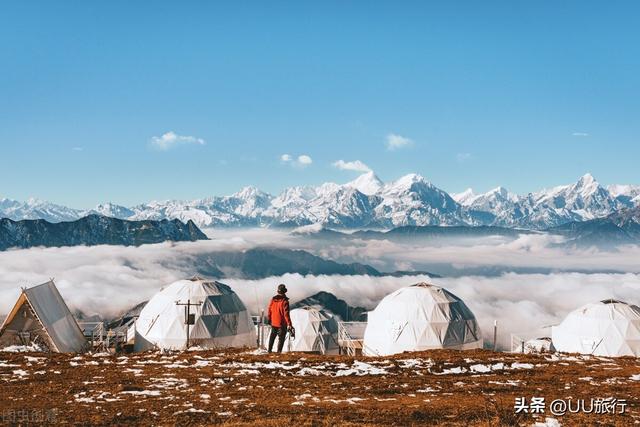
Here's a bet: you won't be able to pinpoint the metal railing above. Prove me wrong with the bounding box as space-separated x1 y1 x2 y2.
337 321 367 356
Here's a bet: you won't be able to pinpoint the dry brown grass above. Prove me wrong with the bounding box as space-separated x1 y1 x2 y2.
0 348 638 426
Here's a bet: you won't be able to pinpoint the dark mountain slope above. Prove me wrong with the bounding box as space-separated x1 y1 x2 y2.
549 206 640 247
291 291 368 321
0 214 208 250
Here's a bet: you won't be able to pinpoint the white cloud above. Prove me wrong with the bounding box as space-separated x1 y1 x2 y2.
150 131 205 150
332 160 372 173
72 147 84 152
297 155 312 166
386 133 413 151
456 152 472 163
280 154 312 168
572 132 589 137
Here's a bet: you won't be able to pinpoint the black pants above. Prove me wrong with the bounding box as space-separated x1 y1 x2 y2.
268 325 287 353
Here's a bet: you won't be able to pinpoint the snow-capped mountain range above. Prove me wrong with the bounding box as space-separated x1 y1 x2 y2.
2 172 639 230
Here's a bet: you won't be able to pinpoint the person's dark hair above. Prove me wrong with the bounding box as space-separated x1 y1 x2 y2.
277 283 287 294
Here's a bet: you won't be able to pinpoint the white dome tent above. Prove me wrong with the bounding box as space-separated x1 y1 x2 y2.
551 299 640 357
134 277 256 351
363 283 483 356
284 307 339 354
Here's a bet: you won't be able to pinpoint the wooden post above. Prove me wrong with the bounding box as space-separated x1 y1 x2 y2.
175 299 200 350
493 320 498 351
259 309 264 348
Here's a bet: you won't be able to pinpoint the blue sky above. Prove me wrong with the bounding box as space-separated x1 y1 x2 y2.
1 1 639 208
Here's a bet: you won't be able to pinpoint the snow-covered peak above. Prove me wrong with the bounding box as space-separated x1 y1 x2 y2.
396 173 426 186
346 172 383 195
573 173 600 195
25 197 47 206
383 173 430 195
2 171 638 230
315 182 342 198
461 186 520 219
578 172 595 185
0 197 81 222
486 186 513 200
232 186 271 200
88 202 134 219
271 186 316 206
452 188 476 205
608 184 640 198
537 174 603 201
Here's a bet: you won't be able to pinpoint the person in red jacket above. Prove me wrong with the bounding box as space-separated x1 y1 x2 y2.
267 283 294 353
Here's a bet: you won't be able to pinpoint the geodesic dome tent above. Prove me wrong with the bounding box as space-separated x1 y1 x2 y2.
551 299 640 357
363 283 482 356
134 277 256 351
283 307 339 354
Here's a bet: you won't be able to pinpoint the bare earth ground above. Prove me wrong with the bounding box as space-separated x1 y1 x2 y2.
1 349 639 426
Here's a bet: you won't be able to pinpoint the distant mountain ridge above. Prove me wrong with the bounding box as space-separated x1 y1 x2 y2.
193 247 439 280
2 172 639 230
0 214 207 251
291 291 368 321
549 205 640 247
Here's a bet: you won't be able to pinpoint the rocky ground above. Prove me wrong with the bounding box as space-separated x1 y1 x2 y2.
0 348 639 426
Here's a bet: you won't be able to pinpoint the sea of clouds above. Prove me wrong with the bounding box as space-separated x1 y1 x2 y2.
1 229 639 349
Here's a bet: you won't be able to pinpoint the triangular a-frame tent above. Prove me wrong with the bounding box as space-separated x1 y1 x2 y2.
0 280 89 353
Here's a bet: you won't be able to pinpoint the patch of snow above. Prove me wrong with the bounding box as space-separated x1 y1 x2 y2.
174 408 208 415
398 358 432 369
120 390 162 397
488 380 521 387
91 352 111 357
222 361 300 371
335 361 387 376
1 344 43 352
296 367 324 376
532 417 562 427
324 397 367 405
511 362 534 369
469 364 492 373
435 366 467 375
